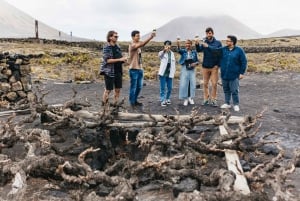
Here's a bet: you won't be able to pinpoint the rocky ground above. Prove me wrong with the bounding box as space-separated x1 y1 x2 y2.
1 71 299 200
1 39 300 200
39 71 300 150
29 71 300 199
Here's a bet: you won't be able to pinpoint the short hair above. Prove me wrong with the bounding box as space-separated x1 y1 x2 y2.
106 30 116 42
205 27 214 34
164 40 172 46
227 35 237 45
185 39 193 45
131 30 140 37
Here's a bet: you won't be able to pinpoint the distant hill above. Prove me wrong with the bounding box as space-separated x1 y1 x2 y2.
266 29 300 38
143 15 263 41
0 0 88 41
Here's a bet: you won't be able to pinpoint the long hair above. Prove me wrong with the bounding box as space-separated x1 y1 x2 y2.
106 30 116 42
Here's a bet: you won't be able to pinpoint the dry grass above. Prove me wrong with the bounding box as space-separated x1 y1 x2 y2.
238 36 300 47
247 53 300 73
1 37 300 82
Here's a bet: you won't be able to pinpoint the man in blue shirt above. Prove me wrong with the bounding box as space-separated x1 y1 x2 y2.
203 35 247 112
195 27 222 107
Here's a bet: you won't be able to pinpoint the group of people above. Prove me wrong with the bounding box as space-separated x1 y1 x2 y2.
99 27 247 112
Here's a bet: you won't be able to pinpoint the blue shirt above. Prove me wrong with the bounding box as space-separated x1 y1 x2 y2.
209 45 247 80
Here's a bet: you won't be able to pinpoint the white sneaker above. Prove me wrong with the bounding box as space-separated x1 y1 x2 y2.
188 97 194 105
166 99 171 105
161 101 167 107
233 105 240 112
183 99 188 106
220 103 231 109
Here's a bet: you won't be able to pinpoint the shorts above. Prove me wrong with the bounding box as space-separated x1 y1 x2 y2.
104 73 122 90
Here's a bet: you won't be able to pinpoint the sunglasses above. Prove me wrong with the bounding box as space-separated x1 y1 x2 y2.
112 35 119 38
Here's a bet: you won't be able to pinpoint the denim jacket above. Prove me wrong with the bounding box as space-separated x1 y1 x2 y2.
177 48 199 66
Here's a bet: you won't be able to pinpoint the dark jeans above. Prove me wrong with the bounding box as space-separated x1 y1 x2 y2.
222 78 240 105
129 69 143 105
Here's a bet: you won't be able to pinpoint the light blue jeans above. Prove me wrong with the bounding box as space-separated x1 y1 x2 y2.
129 69 144 105
222 78 240 105
159 75 173 102
179 65 196 99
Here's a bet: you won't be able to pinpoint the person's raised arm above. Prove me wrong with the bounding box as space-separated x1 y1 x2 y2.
195 38 204 52
176 39 184 54
131 32 156 50
176 39 180 50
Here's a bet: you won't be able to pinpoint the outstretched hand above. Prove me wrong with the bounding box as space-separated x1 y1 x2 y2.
150 32 156 38
202 42 208 48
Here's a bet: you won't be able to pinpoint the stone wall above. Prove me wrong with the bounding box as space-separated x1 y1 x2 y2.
0 52 33 109
0 38 104 51
143 46 300 53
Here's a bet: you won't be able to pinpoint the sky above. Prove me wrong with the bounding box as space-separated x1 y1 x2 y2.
5 0 300 41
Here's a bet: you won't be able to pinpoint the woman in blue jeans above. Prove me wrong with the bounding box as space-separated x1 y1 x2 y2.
158 40 176 106
177 39 199 106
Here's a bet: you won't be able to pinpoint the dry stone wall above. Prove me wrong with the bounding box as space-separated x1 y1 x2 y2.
1 38 300 53
0 52 33 109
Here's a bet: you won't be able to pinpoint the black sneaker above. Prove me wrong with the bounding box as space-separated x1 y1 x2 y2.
211 99 218 107
135 101 143 106
201 100 210 106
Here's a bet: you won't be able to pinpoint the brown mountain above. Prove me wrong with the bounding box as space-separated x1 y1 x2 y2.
143 15 263 41
266 29 300 38
0 0 87 41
